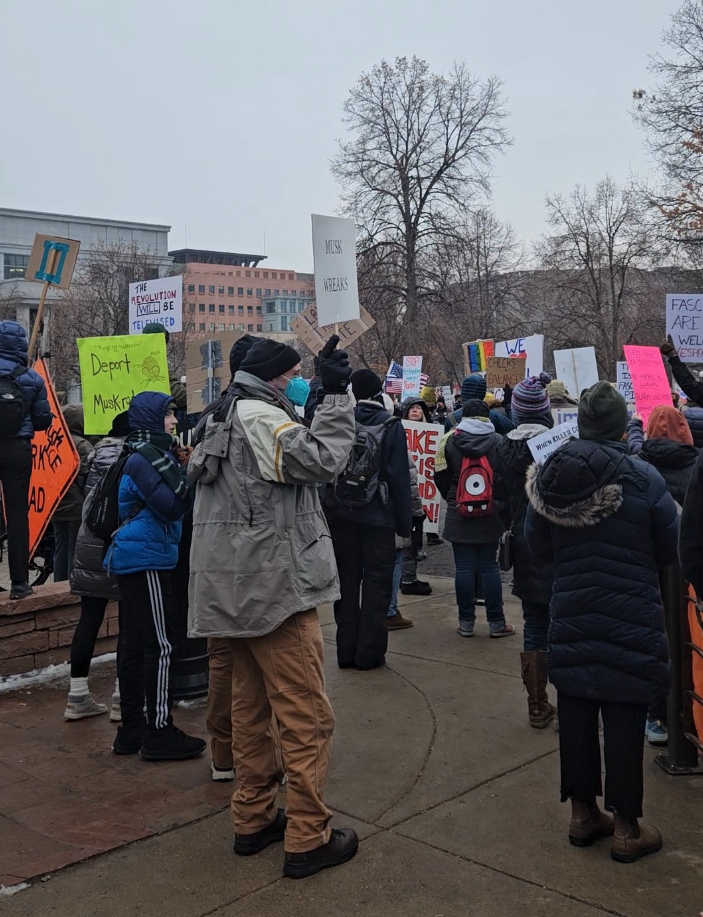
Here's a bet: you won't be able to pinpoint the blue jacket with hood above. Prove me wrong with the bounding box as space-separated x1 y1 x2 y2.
104 392 189 575
0 321 52 438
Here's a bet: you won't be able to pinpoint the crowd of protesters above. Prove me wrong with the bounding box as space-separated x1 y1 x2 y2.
3 317 703 876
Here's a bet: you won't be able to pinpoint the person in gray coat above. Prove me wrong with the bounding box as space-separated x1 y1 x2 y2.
65 411 130 722
188 336 360 879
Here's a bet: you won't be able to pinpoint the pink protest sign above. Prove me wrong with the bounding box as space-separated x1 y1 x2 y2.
623 345 672 425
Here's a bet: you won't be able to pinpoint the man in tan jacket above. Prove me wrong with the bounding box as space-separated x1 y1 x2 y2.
188 336 358 879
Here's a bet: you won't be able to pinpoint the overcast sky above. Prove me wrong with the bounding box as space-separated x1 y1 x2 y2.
1 0 681 271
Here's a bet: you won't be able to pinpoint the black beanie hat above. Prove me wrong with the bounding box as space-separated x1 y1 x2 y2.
229 334 264 379
109 410 131 437
240 339 301 381
142 323 170 344
462 399 490 419
351 369 383 401
578 382 629 442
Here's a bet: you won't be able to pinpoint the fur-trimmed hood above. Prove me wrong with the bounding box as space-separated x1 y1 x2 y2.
525 439 642 529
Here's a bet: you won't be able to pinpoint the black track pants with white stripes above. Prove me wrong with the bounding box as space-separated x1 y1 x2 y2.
117 570 176 731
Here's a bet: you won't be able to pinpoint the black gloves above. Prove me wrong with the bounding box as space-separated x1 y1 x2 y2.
660 335 677 360
319 335 352 394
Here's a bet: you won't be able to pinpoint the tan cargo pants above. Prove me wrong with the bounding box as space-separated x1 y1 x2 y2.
221 609 335 853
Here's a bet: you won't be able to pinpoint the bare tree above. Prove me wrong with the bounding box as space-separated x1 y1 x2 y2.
633 0 703 244
536 178 663 378
423 208 528 382
333 56 511 329
50 240 179 392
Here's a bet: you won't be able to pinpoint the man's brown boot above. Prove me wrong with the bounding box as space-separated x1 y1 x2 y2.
387 612 413 630
568 800 615 847
520 651 556 728
611 814 662 863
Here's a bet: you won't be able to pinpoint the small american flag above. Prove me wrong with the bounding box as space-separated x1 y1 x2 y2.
386 360 403 393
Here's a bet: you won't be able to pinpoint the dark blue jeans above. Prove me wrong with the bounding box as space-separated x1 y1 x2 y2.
522 600 550 652
452 542 505 631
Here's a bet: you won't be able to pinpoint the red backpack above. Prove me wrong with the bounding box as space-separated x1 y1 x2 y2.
456 450 496 518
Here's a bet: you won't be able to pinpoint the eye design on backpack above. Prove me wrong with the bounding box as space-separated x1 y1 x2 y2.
464 471 489 506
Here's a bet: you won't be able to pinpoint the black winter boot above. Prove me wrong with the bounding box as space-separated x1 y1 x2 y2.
283 828 359 878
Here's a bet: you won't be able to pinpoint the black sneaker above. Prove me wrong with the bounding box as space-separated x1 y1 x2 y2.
284 827 359 879
400 580 432 596
426 534 444 546
139 724 206 761
113 724 147 755
10 582 33 600
234 808 288 856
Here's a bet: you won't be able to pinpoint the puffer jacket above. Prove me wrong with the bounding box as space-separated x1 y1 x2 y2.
187 370 355 639
494 424 554 604
332 400 413 537
0 320 52 438
70 436 125 598
626 418 698 505
104 392 190 575
435 418 505 544
682 405 703 448
53 405 94 522
525 439 678 706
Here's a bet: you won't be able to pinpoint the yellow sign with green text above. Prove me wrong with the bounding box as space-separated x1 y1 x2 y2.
77 334 170 435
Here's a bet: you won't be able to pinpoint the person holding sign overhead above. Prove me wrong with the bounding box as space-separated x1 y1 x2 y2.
0 321 52 599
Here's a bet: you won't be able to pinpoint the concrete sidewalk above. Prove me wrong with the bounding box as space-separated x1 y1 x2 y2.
2 576 703 917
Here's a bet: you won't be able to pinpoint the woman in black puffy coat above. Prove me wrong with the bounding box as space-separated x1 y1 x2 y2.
64 412 129 722
525 383 678 864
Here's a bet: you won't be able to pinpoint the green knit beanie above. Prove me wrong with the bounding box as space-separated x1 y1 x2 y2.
578 381 629 442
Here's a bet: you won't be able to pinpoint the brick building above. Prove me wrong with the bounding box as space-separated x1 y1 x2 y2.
170 248 314 339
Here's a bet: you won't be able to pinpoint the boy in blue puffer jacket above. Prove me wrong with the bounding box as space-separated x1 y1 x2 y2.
106 391 205 762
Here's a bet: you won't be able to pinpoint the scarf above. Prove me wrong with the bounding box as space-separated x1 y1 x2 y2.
125 430 189 499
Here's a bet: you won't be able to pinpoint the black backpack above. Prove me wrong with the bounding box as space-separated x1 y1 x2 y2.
335 416 400 508
86 451 143 542
0 366 28 438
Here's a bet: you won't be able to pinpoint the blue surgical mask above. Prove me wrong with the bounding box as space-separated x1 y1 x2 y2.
285 375 310 407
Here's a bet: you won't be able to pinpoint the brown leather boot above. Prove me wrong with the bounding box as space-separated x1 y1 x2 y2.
611 814 662 863
387 612 414 630
520 651 556 728
568 800 615 847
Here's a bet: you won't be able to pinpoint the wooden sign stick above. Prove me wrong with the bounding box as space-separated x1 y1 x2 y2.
28 248 59 362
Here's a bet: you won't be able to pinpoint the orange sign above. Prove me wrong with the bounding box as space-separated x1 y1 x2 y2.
28 358 80 557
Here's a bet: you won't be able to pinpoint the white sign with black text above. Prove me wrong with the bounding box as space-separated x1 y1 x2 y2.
311 214 360 327
528 421 580 465
128 275 183 334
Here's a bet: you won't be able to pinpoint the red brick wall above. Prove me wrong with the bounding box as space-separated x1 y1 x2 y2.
0 583 118 677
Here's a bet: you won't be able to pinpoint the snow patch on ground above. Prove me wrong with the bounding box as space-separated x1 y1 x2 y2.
0 653 116 695
0 883 30 897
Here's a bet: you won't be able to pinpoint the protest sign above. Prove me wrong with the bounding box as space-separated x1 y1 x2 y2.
665 293 703 362
24 233 81 358
551 406 579 427
28 358 80 557
402 420 442 532
528 420 579 465
623 345 672 425
553 347 599 399
77 333 170 435
462 340 494 375
291 301 375 354
128 275 183 334
494 334 543 377
402 356 423 399
25 234 81 290
616 361 635 405
485 356 524 389
441 385 453 406
311 214 360 327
